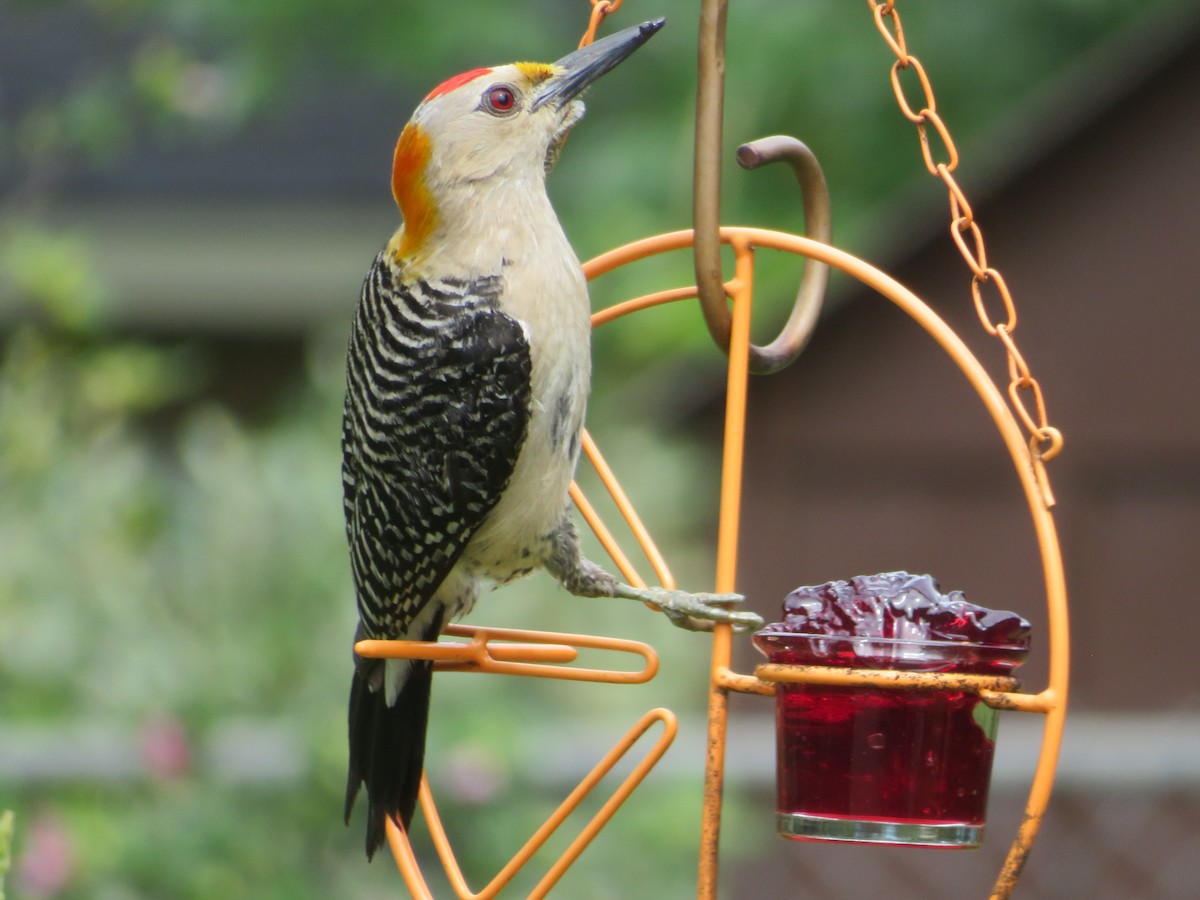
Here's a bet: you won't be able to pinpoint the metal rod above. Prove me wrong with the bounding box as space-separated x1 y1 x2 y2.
698 233 757 899
693 0 730 352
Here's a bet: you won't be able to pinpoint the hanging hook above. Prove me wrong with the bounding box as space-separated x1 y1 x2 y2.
693 0 729 359
693 1 831 374
734 136 832 373
695 132 834 374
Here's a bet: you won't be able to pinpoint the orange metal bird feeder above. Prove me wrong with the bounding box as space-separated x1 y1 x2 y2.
355 1 1069 896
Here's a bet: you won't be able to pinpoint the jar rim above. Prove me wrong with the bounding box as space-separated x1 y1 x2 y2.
753 630 1029 654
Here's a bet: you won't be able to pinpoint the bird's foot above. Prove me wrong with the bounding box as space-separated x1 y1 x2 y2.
614 584 764 633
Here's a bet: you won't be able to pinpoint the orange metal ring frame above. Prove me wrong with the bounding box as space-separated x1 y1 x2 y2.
358 226 1068 899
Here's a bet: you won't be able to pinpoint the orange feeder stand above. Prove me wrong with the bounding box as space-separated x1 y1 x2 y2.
355 226 1069 900
353 2 1068 896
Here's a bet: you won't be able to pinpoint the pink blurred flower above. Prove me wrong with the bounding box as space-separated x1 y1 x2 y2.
140 716 192 780
15 811 73 898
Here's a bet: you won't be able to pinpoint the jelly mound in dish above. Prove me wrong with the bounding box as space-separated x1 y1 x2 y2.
764 571 1031 648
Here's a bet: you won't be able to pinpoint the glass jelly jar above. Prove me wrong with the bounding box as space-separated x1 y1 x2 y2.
753 632 1026 848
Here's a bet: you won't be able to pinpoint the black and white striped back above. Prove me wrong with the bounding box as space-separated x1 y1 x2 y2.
341 252 532 639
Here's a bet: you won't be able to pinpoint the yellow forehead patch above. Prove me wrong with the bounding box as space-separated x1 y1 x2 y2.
515 62 559 85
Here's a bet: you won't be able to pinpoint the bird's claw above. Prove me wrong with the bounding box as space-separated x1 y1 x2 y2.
617 585 764 633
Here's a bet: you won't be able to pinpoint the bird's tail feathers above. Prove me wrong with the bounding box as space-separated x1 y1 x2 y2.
345 658 434 860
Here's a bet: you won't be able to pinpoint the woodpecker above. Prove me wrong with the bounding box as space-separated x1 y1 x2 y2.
341 18 761 859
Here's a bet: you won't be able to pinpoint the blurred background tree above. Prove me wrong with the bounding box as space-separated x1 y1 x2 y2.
0 0 1185 896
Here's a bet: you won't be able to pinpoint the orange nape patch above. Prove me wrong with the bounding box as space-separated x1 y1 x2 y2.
514 62 559 85
424 67 492 102
391 123 436 260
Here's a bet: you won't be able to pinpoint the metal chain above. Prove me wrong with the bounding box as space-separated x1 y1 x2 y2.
868 0 1064 472
576 2 1064 473
579 0 623 47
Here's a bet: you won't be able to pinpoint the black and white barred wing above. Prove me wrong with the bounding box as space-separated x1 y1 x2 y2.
342 264 532 641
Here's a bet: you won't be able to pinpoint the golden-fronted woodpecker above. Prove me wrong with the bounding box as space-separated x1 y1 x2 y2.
341 18 760 859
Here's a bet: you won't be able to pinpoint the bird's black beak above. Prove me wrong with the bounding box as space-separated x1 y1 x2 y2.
531 18 665 111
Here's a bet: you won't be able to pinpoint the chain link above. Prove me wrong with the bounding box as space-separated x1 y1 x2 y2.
579 0 623 48
868 0 1062 468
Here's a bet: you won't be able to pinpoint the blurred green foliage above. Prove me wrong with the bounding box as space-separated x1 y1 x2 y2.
0 0 1187 895
0 810 11 900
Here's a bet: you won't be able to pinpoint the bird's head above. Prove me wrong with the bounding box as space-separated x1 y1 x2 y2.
389 19 664 261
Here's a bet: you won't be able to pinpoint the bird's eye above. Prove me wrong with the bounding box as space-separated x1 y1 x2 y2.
484 85 518 115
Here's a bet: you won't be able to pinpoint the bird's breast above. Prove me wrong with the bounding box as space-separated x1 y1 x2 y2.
460 235 592 580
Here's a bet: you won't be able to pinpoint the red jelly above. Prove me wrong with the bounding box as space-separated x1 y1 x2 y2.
754 572 1030 848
